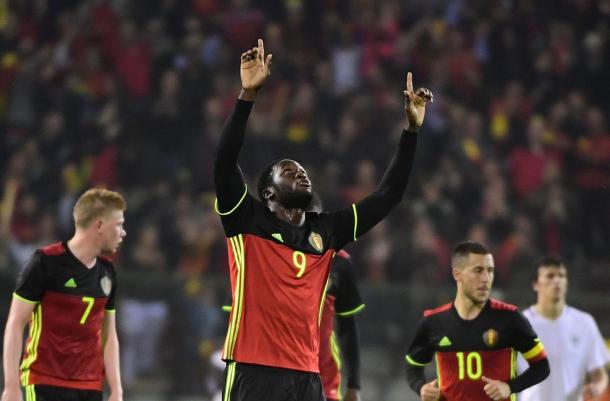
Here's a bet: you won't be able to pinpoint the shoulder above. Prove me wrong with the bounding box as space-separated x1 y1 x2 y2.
564 305 598 327
40 242 67 256
424 302 452 318
489 299 518 312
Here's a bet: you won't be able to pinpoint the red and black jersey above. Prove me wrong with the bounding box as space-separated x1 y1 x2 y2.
405 299 546 401
215 99 418 373
14 242 117 391
217 191 356 372
319 250 364 400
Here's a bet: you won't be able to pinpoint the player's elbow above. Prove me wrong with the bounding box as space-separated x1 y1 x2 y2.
536 358 551 383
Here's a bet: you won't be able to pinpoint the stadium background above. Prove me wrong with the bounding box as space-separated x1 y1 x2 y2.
0 0 608 400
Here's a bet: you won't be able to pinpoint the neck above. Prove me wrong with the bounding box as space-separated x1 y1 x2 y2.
268 203 306 226
535 298 564 320
454 293 486 320
67 232 100 268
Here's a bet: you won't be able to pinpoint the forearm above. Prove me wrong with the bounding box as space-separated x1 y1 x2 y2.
104 330 122 395
405 364 426 395
508 358 550 393
337 316 361 389
588 367 609 396
3 320 25 388
214 99 254 208
354 131 418 237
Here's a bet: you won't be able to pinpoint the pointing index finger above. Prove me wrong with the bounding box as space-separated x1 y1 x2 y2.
406 72 413 93
258 39 265 62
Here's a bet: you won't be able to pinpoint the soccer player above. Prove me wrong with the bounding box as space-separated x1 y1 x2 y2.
404 241 550 401
518 256 610 401
2 189 126 401
319 249 364 401
214 39 432 401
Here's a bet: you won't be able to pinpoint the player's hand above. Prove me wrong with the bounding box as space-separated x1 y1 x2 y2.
240 39 272 91
482 376 511 400
344 388 361 401
403 72 433 130
420 379 440 401
1 385 23 401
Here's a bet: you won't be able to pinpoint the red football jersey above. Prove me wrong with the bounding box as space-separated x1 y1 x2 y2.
15 242 117 390
217 193 356 372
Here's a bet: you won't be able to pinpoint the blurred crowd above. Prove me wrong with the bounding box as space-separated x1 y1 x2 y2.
1 0 609 398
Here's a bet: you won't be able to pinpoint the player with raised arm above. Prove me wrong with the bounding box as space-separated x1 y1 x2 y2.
214 39 432 401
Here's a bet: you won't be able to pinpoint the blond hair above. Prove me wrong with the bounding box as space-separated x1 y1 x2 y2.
73 188 126 229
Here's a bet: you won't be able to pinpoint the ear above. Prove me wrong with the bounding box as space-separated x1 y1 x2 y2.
263 186 275 200
452 267 460 282
96 219 104 233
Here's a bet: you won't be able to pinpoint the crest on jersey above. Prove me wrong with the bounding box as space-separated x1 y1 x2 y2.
483 328 499 347
100 276 112 296
308 231 323 253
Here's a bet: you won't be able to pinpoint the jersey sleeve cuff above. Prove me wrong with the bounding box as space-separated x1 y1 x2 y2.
336 304 366 317
215 185 248 216
352 204 358 241
13 292 39 304
405 354 429 367
104 309 116 314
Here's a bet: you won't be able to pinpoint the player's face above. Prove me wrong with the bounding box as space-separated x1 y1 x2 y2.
534 265 567 303
457 253 495 305
99 209 126 255
271 159 313 209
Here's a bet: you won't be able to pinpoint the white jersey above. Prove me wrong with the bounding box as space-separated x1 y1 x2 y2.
518 305 610 401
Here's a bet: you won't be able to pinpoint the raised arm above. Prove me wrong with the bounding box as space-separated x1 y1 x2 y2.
352 73 433 239
214 39 273 212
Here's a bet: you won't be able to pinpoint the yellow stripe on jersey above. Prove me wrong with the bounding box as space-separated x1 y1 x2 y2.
405 354 428 367
511 349 517 379
435 354 442 389
330 331 342 400
215 185 248 216
223 362 236 401
523 341 545 361
318 277 331 326
351 204 358 241
20 304 42 386
223 235 245 359
26 385 36 401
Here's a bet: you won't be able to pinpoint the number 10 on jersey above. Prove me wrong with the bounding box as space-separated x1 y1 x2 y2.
456 351 482 380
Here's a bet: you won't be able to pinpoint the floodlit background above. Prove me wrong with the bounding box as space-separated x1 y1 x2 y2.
0 1 608 400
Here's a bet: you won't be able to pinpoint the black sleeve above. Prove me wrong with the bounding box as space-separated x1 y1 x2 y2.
508 311 550 392
404 318 434 395
14 251 45 303
405 363 426 396
354 131 417 238
324 131 418 248
508 358 550 393
336 315 361 389
213 99 255 229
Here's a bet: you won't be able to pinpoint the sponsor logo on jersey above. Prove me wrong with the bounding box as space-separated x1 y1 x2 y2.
100 276 112 296
64 278 77 288
439 336 452 347
483 328 499 347
309 232 323 253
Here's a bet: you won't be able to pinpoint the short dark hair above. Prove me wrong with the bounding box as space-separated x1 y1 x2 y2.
532 255 565 282
452 240 490 268
536 255 564 269
257 158 283 202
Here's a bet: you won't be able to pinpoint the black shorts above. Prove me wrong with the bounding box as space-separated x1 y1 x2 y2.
222 362 325 401
24 384 103 401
